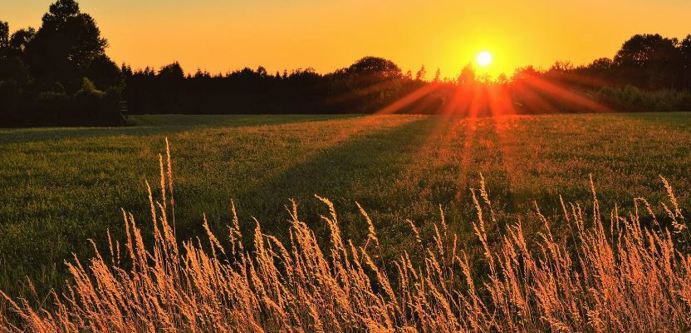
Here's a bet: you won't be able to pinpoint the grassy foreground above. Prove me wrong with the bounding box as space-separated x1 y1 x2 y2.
0 112 689 298
1 146 689 332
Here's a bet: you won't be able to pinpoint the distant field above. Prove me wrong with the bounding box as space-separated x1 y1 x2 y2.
0 112 689 295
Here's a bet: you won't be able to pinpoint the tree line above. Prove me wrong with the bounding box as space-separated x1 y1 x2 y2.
123 32 691 117
1 0 690 127
122 57 432 115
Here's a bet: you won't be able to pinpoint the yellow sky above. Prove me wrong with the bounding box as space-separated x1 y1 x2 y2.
2 0 690 78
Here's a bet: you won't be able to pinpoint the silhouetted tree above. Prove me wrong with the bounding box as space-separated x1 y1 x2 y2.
0 0 123 127
256 66 268 78
433 68 441 82
25 0 117 92
548 61 573 73
513 66 539 80
346 56 401 78
458 64 476 85
613 34 683 89
404 70 412 80
0 21 9 50
415 65 426 81
9 28 35 52
0 21 29 84
680 35 691 89
158 62 185 80
590 58 613 71
193 68 211 79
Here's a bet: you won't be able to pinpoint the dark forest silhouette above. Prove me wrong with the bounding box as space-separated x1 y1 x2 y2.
1 0 691 127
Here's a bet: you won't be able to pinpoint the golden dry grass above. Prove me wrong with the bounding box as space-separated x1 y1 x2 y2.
1 143 689 332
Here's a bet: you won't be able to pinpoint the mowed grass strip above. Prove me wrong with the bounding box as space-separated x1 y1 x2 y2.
0 112 689 296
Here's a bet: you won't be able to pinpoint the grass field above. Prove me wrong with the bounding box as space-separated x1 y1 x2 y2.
0 112 689 296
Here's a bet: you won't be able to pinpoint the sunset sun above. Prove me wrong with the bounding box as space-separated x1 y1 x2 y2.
476 51 493 67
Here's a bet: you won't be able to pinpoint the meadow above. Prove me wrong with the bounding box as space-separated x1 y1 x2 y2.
0 112 689 300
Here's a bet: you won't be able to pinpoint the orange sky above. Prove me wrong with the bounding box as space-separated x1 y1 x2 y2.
2 0 690 78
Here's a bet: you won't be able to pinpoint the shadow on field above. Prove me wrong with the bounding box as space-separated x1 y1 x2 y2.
0 114 384 299
204 118 437 241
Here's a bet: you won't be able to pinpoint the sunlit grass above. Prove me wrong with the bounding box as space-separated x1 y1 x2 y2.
1 145 688 332
0 112 688 299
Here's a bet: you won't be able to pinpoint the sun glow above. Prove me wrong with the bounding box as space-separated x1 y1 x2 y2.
476 51 493 67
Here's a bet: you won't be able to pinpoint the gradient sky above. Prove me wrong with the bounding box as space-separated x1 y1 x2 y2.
2 0 690 78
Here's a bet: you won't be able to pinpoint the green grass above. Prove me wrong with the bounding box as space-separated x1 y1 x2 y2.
0 112 689 296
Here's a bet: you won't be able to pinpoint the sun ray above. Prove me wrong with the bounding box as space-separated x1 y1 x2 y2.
326 79 403 106
510 81 562 114
521 76 613 113
454 86 484 201
374 83 443 114
487 86 520 199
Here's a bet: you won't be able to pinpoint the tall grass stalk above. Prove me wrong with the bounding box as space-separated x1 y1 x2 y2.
1 144 689 332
